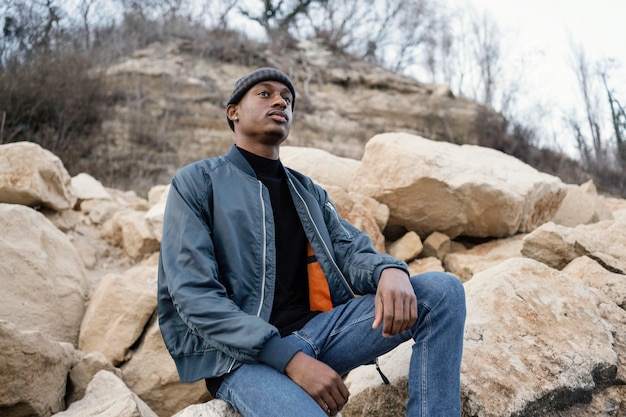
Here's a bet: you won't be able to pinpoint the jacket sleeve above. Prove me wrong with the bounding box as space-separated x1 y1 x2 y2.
314 184 409 294
158 169 299 371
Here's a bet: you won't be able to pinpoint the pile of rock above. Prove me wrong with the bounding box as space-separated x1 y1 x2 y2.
0 133 624 417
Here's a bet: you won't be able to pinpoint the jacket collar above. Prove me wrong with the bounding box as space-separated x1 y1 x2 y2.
225 144 289 180
225 144 257 178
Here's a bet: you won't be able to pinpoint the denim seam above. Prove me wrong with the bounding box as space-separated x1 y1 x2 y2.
329 311 375 338
421 319 430 416
293 331 321 357
218 380 255 417
420 303 432 417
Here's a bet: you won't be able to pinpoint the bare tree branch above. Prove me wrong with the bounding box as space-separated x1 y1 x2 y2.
239 0 319 41
602 72 626 166
571 43 605 167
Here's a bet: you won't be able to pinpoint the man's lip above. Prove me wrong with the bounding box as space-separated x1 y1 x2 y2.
268 110 289 122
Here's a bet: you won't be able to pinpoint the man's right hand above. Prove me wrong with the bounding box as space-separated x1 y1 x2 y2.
284 351 350 416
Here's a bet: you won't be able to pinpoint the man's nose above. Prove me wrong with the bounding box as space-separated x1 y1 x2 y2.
271 92 287 108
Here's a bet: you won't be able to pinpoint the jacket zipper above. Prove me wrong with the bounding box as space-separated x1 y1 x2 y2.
325 201 352 237
227 181 267 374
288 179 355 298
256 180 267 316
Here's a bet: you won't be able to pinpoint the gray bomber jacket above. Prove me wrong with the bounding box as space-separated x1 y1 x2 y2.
157 145 409 383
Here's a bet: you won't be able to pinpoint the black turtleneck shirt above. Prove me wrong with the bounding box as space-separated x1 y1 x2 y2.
237 146 319 336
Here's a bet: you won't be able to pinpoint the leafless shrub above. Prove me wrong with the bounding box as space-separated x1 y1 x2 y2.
299 0 438 74
239 0 318 45
565 43 626 196
0 49 104 166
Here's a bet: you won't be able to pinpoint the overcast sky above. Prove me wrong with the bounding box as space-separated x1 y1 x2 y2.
451 0 626 153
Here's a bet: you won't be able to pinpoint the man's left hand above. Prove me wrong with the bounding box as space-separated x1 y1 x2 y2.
372 268 417 337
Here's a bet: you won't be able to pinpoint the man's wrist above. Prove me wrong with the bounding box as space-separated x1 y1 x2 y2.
258 335 301 373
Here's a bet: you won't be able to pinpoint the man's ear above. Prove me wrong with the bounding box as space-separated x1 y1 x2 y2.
226 104 238 122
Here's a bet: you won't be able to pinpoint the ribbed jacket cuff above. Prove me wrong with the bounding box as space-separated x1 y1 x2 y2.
373 264 410 285
259 335 301 373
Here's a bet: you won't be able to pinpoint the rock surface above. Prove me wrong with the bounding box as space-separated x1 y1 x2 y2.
461 258 626 417
523 218 626 274
67 351 123 404
1 139 625 417
172 400 242 417
563 256 626 310
350 133 567 239
0 321 77 417
0 203 86 344
280 146 360 191
421 231 452 260
342 341 414 417
78 263 157 365
0 141 76 210
386 231 423 262
443 234 524 281
550 180 613 227
121 319 211 417
54 370 158 417
71 173 113 202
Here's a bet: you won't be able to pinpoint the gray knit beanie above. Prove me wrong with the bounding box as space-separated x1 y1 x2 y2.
226 67 296 131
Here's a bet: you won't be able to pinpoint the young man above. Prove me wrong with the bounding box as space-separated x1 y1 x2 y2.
158 67 466 417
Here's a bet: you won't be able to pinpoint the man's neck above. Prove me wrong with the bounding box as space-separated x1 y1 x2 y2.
235 142 280 160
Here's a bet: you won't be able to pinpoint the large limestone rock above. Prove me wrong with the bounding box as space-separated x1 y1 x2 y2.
563 256 626 310
101 209 160 259
550 180 613 227
0 141 76 211
173 400 242 417
70 172 112 202
0 204 87 344
121 319 211 417
462 258 626 417
522 219 626 274
350 133 567 238
144 185 170 242
443 234 524 281
386 231 422 262
280 146 360 191
324 184 388 252
342 341 413 417
542 385 626 417
614 208 626 223
601 195 626 213
421 231 452 260
519 222 580 270
0 321 77 417
407 257 445 275
67 351 123 404
54 370 158 417
343 256 626 417
80 198 121 225
107 188 151 211
79 263 157 365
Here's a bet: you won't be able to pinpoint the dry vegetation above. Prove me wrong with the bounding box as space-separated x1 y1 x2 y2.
0 0 624 196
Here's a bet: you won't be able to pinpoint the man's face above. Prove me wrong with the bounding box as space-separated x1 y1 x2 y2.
229 80 294 144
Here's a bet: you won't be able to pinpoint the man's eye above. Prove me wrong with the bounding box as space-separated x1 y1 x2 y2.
283 96 291 103
259 91 269 97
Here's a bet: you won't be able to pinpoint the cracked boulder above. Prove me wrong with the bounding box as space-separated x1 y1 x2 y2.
461 258 626 417
350 133 566 239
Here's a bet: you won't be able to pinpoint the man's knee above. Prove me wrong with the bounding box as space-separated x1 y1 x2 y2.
409 272 466 314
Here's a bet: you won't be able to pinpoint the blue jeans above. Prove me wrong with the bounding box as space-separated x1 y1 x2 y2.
215 272 466 417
